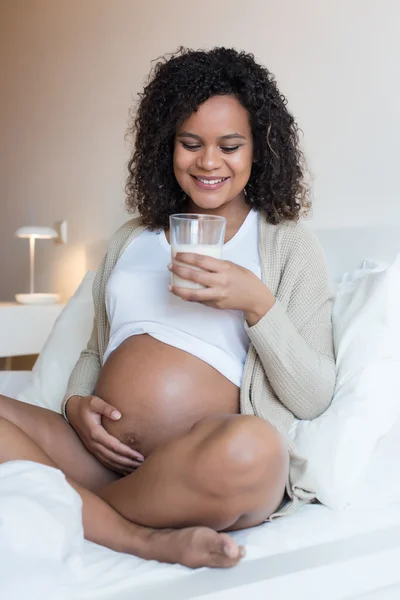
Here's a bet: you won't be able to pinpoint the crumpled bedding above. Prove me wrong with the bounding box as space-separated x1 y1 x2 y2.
0 461 193 600
2 459 400 599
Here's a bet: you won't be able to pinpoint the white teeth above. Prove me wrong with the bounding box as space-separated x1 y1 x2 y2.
197 178 225 185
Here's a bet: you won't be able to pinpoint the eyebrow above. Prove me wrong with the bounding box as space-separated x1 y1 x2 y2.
177 132 247 141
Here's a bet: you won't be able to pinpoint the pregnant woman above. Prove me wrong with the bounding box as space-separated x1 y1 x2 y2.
0 47 336 568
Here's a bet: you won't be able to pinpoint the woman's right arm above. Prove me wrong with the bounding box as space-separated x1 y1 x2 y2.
62 305 144 472
62 316 102 418
62 222 146 471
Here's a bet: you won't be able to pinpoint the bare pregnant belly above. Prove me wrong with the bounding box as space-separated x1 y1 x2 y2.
95 335 240 457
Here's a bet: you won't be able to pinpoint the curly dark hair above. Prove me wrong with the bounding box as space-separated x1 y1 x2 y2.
126 46 310 230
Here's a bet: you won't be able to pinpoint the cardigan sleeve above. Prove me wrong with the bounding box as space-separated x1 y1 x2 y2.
61 259 105 419
60 219 143 418
247 227 336 420
61 317 102 418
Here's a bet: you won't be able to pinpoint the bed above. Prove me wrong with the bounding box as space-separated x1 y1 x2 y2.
1 224 400 600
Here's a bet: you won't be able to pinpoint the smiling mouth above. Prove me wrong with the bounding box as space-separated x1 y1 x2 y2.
191 175 230 187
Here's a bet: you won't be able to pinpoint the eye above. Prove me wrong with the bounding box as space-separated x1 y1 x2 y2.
182 143 201 151
220 146 240 153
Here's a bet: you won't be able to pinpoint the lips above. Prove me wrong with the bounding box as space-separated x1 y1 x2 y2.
191 175 229 191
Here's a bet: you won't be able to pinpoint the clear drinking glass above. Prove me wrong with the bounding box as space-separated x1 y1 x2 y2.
169 213 226 289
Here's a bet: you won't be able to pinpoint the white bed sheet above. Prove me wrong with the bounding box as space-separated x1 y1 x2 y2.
1 371 400 600
80 503 400 600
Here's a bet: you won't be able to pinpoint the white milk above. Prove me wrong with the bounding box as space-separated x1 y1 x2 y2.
171 244 222 289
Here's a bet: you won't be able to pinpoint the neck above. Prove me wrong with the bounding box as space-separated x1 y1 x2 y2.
186 192 251 242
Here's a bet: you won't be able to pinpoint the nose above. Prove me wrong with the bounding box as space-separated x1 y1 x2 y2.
196 145 222 171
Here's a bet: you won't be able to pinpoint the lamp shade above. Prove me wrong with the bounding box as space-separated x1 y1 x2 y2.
15 226 58 240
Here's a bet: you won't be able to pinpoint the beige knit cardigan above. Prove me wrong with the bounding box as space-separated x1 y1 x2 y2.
64 215 336 517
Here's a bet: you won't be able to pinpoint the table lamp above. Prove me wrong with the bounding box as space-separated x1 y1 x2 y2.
15 225 61 305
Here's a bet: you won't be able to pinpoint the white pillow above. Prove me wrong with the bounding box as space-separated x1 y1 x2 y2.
17 272 95 413
294 256 400 509
348 414 400 509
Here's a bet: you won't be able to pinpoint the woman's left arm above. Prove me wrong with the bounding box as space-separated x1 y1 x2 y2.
169 232 336 420
245 279 336 421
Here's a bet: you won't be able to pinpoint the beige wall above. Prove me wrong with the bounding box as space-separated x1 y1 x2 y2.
1 0 400 301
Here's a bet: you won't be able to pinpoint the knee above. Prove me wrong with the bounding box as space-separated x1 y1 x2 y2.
222 416 288 475
190 415 288 493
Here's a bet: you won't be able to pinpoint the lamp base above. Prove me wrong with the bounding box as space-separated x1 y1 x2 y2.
15 293 60 305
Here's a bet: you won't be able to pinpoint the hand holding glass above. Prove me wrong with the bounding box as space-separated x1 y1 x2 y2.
169 214 226 289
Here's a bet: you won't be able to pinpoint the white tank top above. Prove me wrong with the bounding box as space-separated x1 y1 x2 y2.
104 209 261 387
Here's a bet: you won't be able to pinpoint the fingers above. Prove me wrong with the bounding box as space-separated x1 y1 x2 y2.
84 396 145 471
170 284 220 303
95 457 135 476
91 426 144 462
168 263 216 288
174 252 225 272
88 397 144 460
90 396 121 420
93 444 143 474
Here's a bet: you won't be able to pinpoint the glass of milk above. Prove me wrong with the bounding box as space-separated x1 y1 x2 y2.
169 214 226 289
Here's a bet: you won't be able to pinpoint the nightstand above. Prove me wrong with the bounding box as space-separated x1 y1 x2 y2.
0 303 66 367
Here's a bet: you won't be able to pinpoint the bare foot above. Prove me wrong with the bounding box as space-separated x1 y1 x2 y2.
140 525 246 568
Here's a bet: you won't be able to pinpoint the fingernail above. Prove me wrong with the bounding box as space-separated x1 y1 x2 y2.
167 263 172 270
239 547 246 558
168 285 172 291
111 410 121 419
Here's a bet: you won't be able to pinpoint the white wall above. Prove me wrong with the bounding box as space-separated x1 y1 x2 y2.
1 0 400 301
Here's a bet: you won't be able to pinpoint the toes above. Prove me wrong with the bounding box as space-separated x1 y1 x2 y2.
208 532 245 568
215 532 240 559
175 527 246 569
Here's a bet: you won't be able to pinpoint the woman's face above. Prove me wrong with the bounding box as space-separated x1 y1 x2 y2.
173 95 253 212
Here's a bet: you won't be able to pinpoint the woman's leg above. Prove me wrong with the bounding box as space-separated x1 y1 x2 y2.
0 394 288 532
0 394 118 488
0 410 244 568
97 414 289 531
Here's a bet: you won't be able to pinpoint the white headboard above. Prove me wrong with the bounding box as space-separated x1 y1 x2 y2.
313 225 400 282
